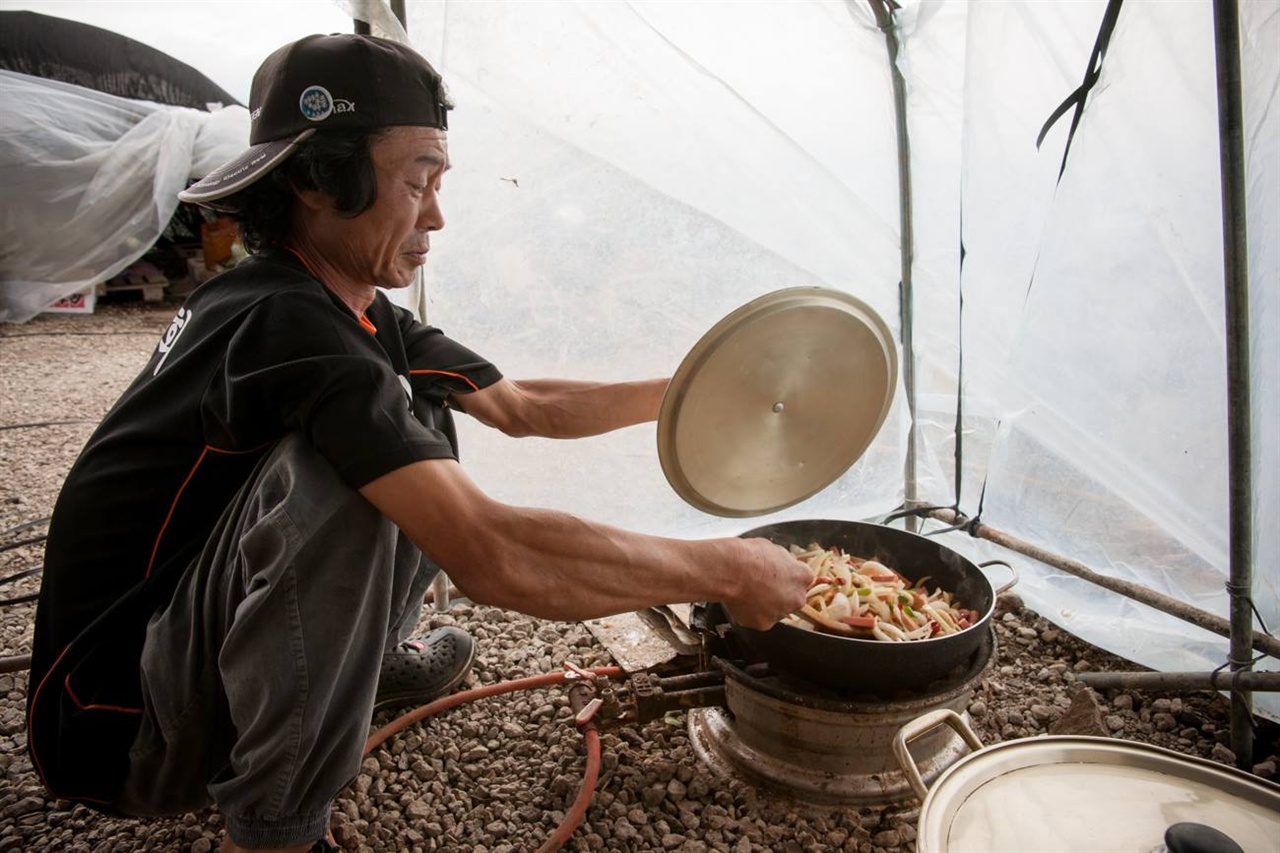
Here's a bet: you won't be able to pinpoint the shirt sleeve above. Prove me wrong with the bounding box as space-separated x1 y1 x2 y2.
210 289 458 488
392 304 504 405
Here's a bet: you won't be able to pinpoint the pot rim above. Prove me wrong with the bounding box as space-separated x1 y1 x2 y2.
914 732 1280 853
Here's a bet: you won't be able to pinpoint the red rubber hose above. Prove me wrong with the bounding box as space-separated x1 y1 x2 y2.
362 665 623 851
535 726 601 853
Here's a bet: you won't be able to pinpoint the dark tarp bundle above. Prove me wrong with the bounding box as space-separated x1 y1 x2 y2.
0 10 241 109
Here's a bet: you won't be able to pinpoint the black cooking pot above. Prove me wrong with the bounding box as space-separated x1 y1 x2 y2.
733 519 1016 695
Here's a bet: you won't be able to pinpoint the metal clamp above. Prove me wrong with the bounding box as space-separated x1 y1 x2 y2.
574 697 604 726
891 708 985 801
562 660 599 682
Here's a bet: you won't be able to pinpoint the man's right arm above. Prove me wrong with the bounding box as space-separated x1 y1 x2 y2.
358 457 811 629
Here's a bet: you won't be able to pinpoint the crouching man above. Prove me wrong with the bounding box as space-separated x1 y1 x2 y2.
26 33 811 853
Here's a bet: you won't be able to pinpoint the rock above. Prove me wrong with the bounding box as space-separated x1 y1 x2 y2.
872 829 901 847
1029 704 1059 725
1050 686 1108 737
1 797 43 818
996 593 1025 615
1211 744 1237 766
1252 760 1276 779
405 799 433 820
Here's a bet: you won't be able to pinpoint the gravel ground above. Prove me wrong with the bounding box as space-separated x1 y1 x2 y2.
1 298 1278 853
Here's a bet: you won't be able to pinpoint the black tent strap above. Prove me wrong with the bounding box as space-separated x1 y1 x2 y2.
882 504 984 538
1036 0 1125 182
1224 579 1273 638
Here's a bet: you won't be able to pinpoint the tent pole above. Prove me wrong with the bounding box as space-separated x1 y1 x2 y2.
865 0 920 532
1212 0 1255 772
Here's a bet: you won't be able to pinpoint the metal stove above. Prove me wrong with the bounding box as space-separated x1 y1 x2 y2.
591 603 996 807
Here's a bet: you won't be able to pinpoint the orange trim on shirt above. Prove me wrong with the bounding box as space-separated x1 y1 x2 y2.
358 314 378 335
145 442 275 579
27 644 136 803
63 675 143 715
29 439 272 802
409 368 481 392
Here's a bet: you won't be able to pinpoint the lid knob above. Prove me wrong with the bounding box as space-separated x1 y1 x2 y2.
1162 822 1244 853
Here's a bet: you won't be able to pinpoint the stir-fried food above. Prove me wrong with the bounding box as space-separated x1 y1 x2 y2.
780 543 978 641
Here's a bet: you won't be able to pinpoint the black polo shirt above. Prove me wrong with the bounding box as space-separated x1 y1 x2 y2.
27 248 501 806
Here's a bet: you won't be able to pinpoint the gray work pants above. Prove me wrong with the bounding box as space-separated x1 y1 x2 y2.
117 435 434 848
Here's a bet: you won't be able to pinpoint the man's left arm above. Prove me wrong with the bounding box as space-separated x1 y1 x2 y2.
453 377 669 438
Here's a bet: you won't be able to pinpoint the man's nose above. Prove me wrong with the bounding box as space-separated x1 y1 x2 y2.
419 194 445 232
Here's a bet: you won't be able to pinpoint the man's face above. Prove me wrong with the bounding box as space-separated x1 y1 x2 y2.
318 126 449 290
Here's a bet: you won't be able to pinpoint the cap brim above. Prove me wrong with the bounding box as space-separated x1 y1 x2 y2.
179 129 315 210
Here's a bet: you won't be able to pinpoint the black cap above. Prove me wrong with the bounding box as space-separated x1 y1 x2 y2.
180 34 450 209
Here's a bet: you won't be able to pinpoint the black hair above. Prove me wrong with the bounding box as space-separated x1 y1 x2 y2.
225 128 391 253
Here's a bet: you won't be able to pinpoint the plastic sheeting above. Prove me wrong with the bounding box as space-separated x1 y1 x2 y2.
0 70 249 322
3 0 1274 719
392 0 1278 717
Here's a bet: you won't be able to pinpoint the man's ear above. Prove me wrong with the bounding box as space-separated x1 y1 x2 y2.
294 186 331 212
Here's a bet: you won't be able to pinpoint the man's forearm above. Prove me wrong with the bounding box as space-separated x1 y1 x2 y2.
512 377 668 437
360 458 812 630
457 376 669 439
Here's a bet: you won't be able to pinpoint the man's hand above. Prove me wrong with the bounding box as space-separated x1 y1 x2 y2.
720 538 813 630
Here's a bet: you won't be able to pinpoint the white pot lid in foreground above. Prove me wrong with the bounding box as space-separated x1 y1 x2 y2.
916 735 1280 853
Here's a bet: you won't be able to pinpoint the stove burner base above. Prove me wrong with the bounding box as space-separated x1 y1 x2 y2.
688 703 972 807
686 627 995 806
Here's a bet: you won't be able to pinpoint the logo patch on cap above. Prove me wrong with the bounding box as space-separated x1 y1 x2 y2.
299 85 335 121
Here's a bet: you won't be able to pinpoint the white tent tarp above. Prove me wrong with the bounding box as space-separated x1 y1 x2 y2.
392 0 1278 718
2 0 1275 720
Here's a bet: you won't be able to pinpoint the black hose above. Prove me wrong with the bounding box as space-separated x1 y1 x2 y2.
0 516 50 538
0 419 96 431
0 565 43 606
0 535 46 553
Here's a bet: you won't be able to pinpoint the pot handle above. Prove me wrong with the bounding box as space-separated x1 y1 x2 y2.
892 709 985 802
978 559 1018 596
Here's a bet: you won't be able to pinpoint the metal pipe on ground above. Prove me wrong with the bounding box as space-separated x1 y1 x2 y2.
0 653 31 675
1078 670 1280 694
925 509 1280 662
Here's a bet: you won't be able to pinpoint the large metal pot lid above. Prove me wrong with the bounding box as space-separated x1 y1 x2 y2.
917 735 1280 853
657 287 897 517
